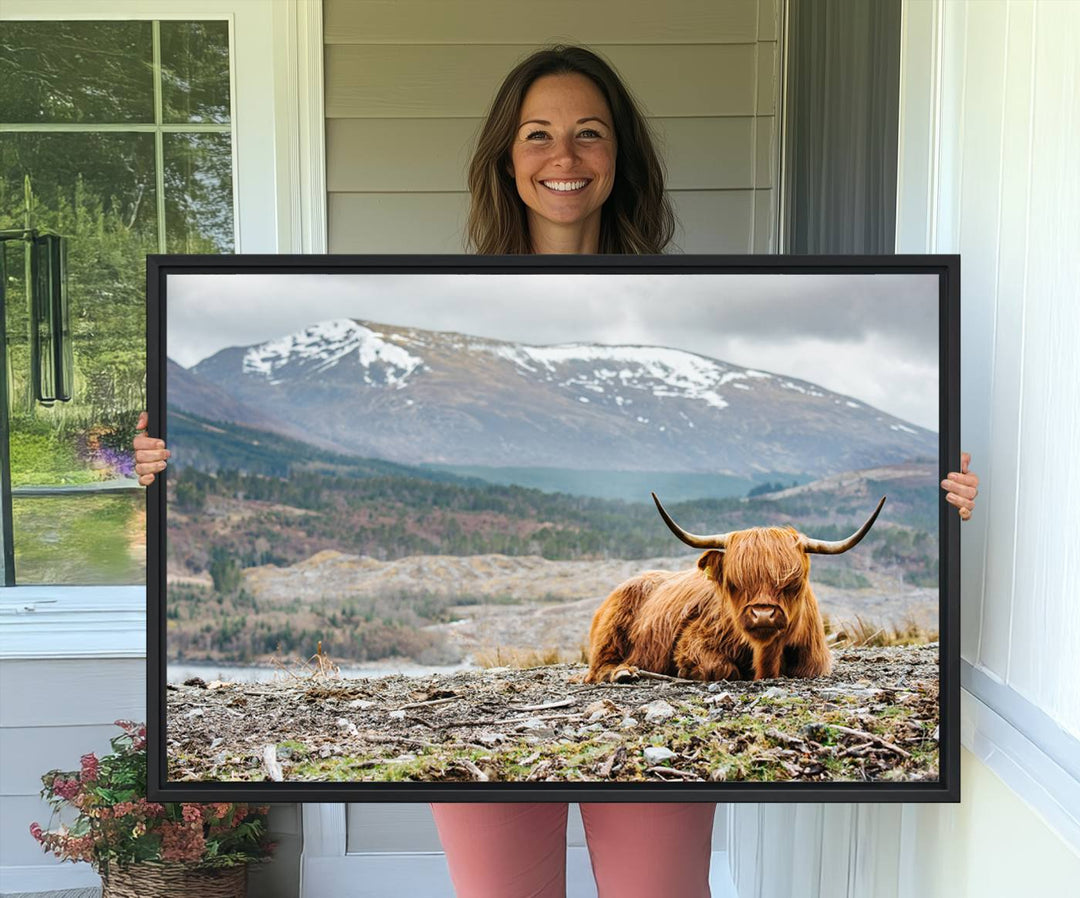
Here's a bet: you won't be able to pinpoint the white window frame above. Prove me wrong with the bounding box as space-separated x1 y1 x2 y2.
0 0 326 657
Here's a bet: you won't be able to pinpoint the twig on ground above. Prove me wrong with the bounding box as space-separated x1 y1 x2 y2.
457 758 488 782
634 670 698 684
645 766 702 780
829 725 913 759
510 698 576 711
395 697 459 711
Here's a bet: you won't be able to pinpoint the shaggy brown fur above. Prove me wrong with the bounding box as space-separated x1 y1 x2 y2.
584 526 833 683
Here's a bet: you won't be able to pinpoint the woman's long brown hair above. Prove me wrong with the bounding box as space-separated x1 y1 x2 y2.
466 46 676 255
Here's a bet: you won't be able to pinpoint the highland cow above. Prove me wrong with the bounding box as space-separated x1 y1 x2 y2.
583 494 886 682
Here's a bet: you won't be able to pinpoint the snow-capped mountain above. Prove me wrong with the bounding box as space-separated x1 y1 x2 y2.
172 318 936 477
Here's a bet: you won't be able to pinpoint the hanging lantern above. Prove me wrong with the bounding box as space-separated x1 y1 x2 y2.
29 233 73 405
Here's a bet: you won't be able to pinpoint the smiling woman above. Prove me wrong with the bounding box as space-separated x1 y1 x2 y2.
509 73 617 252
466 45 674 255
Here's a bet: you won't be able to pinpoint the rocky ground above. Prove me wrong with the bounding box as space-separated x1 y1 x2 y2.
166 643 939 785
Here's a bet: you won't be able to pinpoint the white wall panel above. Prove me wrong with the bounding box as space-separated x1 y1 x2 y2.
0 724 122 795
1006 1 1080 733
0 658 145 870
980 0 1034 689
346 802 444 852
954 0 1010 677
0 659 144 728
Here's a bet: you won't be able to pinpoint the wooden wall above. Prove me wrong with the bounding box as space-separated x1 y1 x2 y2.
323 0 782 254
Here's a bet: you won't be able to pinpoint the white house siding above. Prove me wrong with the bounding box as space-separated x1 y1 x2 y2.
0 652 151 898
728 1 1080 895
324 0 782 254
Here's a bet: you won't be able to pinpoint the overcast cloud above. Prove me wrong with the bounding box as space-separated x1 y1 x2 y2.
167 272 939 430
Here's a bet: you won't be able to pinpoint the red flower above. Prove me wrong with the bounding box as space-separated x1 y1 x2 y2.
181 804 203 824
52 778 80 801
29 822 43 842
138 798 166 818
160 821 206 863
80 753 99 782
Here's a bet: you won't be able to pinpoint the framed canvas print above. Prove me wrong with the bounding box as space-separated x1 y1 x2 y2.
147 254 960 803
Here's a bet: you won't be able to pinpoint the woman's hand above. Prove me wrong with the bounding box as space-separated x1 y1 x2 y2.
941 452 979 521
133 411 169 487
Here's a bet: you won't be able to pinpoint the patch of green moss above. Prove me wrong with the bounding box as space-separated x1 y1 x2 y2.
276 739 310 760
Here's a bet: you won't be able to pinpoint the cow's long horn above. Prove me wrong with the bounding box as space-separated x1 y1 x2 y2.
801 496 887 555
651 492 734 549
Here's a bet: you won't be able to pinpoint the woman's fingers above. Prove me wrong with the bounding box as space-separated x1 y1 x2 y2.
940 475 978 500
941 456 979 521
944 491 975 511
945 490 975 520
133 411 168 486
133 434 167 451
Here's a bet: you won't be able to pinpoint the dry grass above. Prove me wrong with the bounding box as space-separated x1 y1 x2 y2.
269 640 342 681
473 612 937 670
473 643 590 669
823 612 937 648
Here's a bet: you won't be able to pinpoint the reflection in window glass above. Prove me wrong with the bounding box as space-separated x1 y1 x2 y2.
0 133 159 240
2 18 234 586
12 493 146 585
164 133 235 253
160 21 232 124
0 21 154 124
1 131 155 491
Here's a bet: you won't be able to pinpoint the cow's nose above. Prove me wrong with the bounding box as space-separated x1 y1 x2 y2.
748 605 780 626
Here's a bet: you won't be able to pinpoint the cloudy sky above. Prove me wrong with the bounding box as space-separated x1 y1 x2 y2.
167 271 940 430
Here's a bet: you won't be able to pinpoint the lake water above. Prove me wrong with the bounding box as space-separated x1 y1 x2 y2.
166 660 476 684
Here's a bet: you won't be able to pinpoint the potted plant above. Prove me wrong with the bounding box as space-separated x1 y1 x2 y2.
30 720 275 897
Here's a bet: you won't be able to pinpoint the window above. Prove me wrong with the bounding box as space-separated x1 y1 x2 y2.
0 18 235 584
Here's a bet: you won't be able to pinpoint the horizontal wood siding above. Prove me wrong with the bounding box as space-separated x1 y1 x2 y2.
0 658 144 869
329 191 468 252
324 0 761 45
326 116 766 192
325 0 781 255
325 44 760 118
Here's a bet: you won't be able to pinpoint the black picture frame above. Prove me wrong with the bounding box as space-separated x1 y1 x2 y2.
147 253 960 803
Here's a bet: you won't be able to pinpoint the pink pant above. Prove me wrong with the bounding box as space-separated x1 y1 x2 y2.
430 802 716 898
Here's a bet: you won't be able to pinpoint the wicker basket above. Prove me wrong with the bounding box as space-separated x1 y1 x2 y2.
100 862 247 898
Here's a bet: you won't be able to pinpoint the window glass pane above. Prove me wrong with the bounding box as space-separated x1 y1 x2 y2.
1 19 234 587
12 493 145 585
0 21 154 124
160 20 232 124
164 133 235 253
1 132 156 481
2 132 155 585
